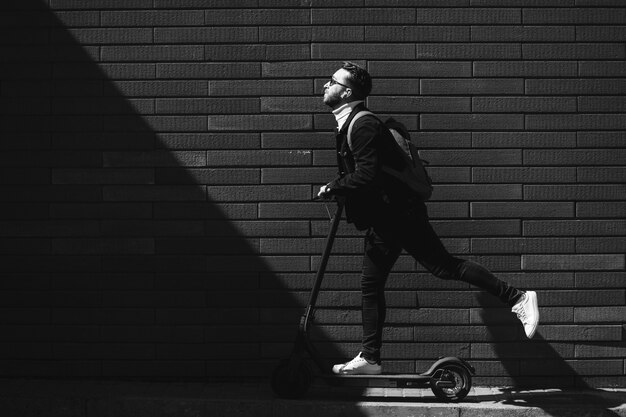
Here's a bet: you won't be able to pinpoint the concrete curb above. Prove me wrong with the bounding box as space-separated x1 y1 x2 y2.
0 380 624 417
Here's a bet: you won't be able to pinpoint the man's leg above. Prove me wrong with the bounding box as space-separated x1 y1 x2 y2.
360 229 401 363
374 203 538 338
332 229 400 375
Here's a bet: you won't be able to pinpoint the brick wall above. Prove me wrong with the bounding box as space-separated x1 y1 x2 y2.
1 0 625 387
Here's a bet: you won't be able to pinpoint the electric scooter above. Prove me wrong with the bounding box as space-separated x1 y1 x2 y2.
271 199 475 401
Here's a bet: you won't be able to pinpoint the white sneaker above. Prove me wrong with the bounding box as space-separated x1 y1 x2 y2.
332 352 381 375
512 291 539 339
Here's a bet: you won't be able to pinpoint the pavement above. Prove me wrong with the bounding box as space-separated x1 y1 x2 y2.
0 379 625 417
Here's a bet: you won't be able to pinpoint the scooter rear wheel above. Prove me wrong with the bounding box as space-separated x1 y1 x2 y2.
271 358 313 399
429 363 472 402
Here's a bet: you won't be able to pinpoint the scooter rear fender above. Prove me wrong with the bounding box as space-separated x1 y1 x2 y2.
423 357 475 376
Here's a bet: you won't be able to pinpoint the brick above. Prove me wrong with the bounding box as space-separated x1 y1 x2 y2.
209 80 311 98
154 202 256 220
50 203 152 220
312 8 416 24
205 9 310 25
156 168 259 185
422 149 521 166
576 342 626 359
426 168 471 184
579 96 626 113
421 79 523 95
265 45 311 62
259 202 341 219
417 44 521 60
415 132 472 148
52 169 153 185
471 202 574 218
369 61 471 78
104 151 205 167
525 149 626 166
471 238 575 254
524 43 625 60
208 115 312 131
312 43 416 60
579 61 626 77
103 185 205 202
101 46 204 62
578 131 626 148
432 219 521 236
52 0 153 8
473 97 576 113
101 220 204 237
207 150 311 167
365 26 469 42
435 185 524 202
157 63 260 79
576 272 625 289
108 80 207 97
472 26 574 42
262 61 347 78
204 220 309 238
471 0 573 4
526 79 626 95
577 26 626 42
523 8 626 24
101 10 203 26
577 202 626 218
527 185 626 201
415 325 517 342
261 132 332 149
157 133 259 150
417 8 520 24
526 114 626 131
154 27 257 43
262 167 334 184
368 96 470 112
524 220 626 236
53 28 153 45
576 237 626 254
155 238 259 254
522 255 625 271
473 168 576 183
261 97 325 113
421 114 523 130
0 238 51 254
369 79 421 95
162 97 258 115
578 167 626 183
574 306 626 323
474 61 577 77
473 132 576 148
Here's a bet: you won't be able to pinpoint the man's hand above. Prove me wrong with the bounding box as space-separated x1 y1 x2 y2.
317 184 331 198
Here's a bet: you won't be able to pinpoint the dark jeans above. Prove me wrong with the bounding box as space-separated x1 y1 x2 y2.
360 202 523 363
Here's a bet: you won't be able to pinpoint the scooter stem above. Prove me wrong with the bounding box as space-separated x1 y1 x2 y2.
302 200 344 331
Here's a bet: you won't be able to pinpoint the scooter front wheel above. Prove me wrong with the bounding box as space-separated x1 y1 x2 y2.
271 358 313 399
429 363 472 402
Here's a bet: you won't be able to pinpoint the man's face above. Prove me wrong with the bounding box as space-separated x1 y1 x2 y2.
323 68 352 109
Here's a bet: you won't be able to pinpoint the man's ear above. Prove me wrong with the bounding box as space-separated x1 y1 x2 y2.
341 89 352 99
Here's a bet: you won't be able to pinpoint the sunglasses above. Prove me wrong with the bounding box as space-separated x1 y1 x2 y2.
328 77 350 89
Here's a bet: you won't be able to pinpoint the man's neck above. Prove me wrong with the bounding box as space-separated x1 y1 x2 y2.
332 100 364 131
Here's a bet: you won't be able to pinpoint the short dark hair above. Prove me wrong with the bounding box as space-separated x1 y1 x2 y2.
341 61 372 100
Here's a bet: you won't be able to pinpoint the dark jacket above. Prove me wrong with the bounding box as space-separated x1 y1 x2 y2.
328 104 411 230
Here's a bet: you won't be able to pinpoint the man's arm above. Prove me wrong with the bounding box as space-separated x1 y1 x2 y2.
319 117 380 197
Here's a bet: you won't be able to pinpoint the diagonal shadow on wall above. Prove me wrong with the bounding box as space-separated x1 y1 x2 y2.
0 0 354 384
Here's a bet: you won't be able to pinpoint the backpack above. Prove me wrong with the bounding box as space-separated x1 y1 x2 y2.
347 111 433 201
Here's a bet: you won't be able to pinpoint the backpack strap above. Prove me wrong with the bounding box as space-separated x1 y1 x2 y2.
346 110 374 150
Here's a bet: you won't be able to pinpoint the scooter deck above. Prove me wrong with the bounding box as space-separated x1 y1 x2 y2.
321 373 435 388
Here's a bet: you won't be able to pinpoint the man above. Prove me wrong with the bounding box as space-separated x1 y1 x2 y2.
318 62 539 375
